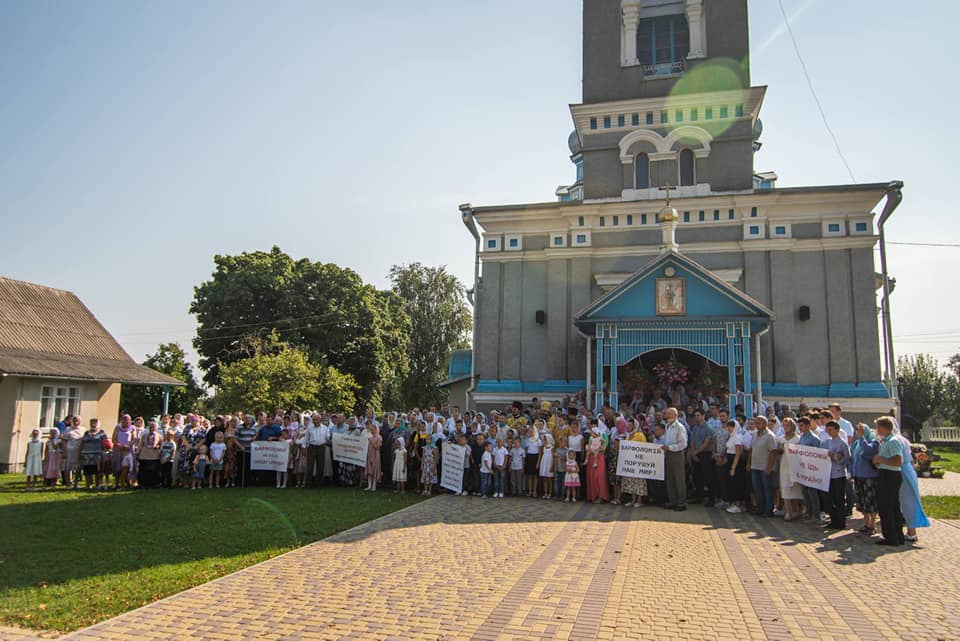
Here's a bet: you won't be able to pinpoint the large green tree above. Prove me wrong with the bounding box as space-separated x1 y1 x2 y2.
119 343 206 418
390 262 472 408
897 354 946 424
190 247 409 411
216 337 357 414
943 353 960 425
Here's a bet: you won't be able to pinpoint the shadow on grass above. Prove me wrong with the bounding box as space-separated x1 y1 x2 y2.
0 482 421 593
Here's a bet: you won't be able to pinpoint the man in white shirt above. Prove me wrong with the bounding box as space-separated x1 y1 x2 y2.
660 407 689 511
305 413 331 486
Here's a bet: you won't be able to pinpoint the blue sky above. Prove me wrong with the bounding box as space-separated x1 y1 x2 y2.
1 0 958 369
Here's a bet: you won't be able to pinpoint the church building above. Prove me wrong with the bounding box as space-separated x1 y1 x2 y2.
458 0 902 419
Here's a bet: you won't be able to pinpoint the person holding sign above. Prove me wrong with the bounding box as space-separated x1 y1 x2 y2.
661 407 688 512
873 417 905 546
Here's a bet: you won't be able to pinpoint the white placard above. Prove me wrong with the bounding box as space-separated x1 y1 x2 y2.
332 431 369 467
787 443 831 492
440 442 466 494
250 441 290 472
616 440 665 481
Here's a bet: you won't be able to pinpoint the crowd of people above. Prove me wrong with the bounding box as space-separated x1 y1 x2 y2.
22 388 929 547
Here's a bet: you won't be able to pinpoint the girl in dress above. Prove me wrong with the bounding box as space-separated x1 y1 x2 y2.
621 430 648 508
364 423 383 492
420 441 438 496
585 427 609 503
24 429 43 490
524 422 543 498
192 444 209 490
564 450 581 503
276 429 292 489
223 419 242 488
208 431 226 488
537 435 555 499
43 427 63 489
392 438 407 493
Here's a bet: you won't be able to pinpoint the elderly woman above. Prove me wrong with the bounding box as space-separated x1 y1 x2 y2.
851 423 880 534
137 419 163 488
777 418 804 521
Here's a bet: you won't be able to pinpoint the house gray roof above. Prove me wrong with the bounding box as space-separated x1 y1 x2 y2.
0 276 185 386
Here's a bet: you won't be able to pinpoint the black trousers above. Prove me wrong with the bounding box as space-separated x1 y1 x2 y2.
877 469 905 544
306 445 329 486
692 452 715 502
828 477 846 528
159 462 173 488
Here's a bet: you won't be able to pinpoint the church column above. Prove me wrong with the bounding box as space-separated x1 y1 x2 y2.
622 4 640 66
685 0 706 59
595 326 605 410
726 323 737 416
609 325 619 409
742 322 753 419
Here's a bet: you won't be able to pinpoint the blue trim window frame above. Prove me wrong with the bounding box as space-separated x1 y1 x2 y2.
632 113 640 126
720 106 729 119
635 153 650 190
603 116 611 129
618 114 625 127
646 112 654 125
590 117 597 130
626 214 633 225
636 14 690 73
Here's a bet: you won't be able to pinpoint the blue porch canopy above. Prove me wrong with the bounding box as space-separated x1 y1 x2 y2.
575 250 774 417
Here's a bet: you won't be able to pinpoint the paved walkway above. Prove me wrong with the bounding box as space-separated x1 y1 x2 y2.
917 470 960 496
4 496 946 641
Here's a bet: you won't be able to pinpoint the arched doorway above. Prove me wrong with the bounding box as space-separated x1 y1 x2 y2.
615 348 728 413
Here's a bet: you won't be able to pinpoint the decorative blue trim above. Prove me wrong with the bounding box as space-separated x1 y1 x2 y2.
761 382 889 399
476 380 587 394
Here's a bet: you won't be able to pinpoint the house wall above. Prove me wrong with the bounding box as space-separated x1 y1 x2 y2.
0 379 123 473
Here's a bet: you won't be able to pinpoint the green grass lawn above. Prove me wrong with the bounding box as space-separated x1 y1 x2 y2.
0 475 422 633
921 496 960 519
929 445 960 474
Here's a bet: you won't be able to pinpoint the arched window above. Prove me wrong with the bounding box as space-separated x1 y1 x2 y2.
679 148 695 186
634 153 650 190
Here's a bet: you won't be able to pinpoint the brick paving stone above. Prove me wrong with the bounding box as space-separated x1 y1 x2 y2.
2 498 950 641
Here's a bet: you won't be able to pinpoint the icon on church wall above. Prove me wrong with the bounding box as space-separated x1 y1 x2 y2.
656 277 686 316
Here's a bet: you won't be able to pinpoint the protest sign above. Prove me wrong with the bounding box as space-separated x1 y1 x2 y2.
787 443 831 492
440 442 466 494
332 430 369 467
250 441 290 472
616 440 665 481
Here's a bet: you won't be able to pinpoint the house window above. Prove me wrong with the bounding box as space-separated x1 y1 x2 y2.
735 104 744 117
487 240 497 249
775 226 786 236
576 234 588 244
509 238 518 248
578 216 584 227
705 107 713 120
750 226 760 235
635 153 650 189
618 115 625 127
613 215 619 226
828 223 841 233
600 216 605 227
660 111 668 124
627 214 633 225
553 236 564 246
641 214 648 225
713 209 720 221
590 118 597 130
750 207 758 217
855 222 868 232
698 210 705 222
728 209 735 220
690 108 698 121
720 106 728 119
632 113 640 126
636 14 690 75
646 112 654 125
683 211 690 223
39 386 80 429
603 116 611 129
675 109 684 122
679 149 695 186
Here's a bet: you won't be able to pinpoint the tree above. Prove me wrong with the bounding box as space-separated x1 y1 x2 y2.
390 263 472 408
943 353 960 425
216 336 357 414
119 343 206 418
190 247 409 411
897 354 946 424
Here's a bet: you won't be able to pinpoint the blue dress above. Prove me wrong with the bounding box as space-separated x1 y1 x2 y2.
895 435 930 529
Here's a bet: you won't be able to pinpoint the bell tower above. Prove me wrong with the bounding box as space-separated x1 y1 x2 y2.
572 0 763 200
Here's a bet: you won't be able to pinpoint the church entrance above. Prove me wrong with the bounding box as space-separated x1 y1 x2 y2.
615 348 728 414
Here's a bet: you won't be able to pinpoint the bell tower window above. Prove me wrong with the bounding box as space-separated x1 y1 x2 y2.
679 149 695 186
635 153 650 189
637 14 689 74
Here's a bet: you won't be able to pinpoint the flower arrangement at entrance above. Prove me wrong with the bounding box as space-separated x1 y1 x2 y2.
652 359 690 386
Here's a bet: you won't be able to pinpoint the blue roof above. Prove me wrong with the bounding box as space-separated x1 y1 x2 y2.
447 349 472 380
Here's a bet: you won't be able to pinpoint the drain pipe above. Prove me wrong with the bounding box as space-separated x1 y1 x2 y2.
877 181 904 417
460 203 481 411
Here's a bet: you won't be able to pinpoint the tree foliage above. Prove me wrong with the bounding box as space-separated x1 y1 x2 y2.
390 262 472 408
190 247 409 412
216 336 357 414
897 354 946 424
119 343 206 418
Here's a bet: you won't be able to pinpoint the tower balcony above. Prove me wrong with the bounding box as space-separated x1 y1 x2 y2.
640 59 686 78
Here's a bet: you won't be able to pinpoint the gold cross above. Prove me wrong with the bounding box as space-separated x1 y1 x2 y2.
663 180 672 206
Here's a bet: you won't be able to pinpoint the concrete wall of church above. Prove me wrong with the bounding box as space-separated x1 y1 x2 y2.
476 242 882 393
583 0 750 104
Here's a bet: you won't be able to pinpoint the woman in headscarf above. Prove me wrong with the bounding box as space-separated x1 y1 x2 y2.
620 428 648 508
585 425 609 503
777 418 804 521
891 418 930 542
364 422 383 492
850 422 880 534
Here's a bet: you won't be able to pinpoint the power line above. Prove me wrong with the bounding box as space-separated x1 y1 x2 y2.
888 241 960 248
777 0 856 183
